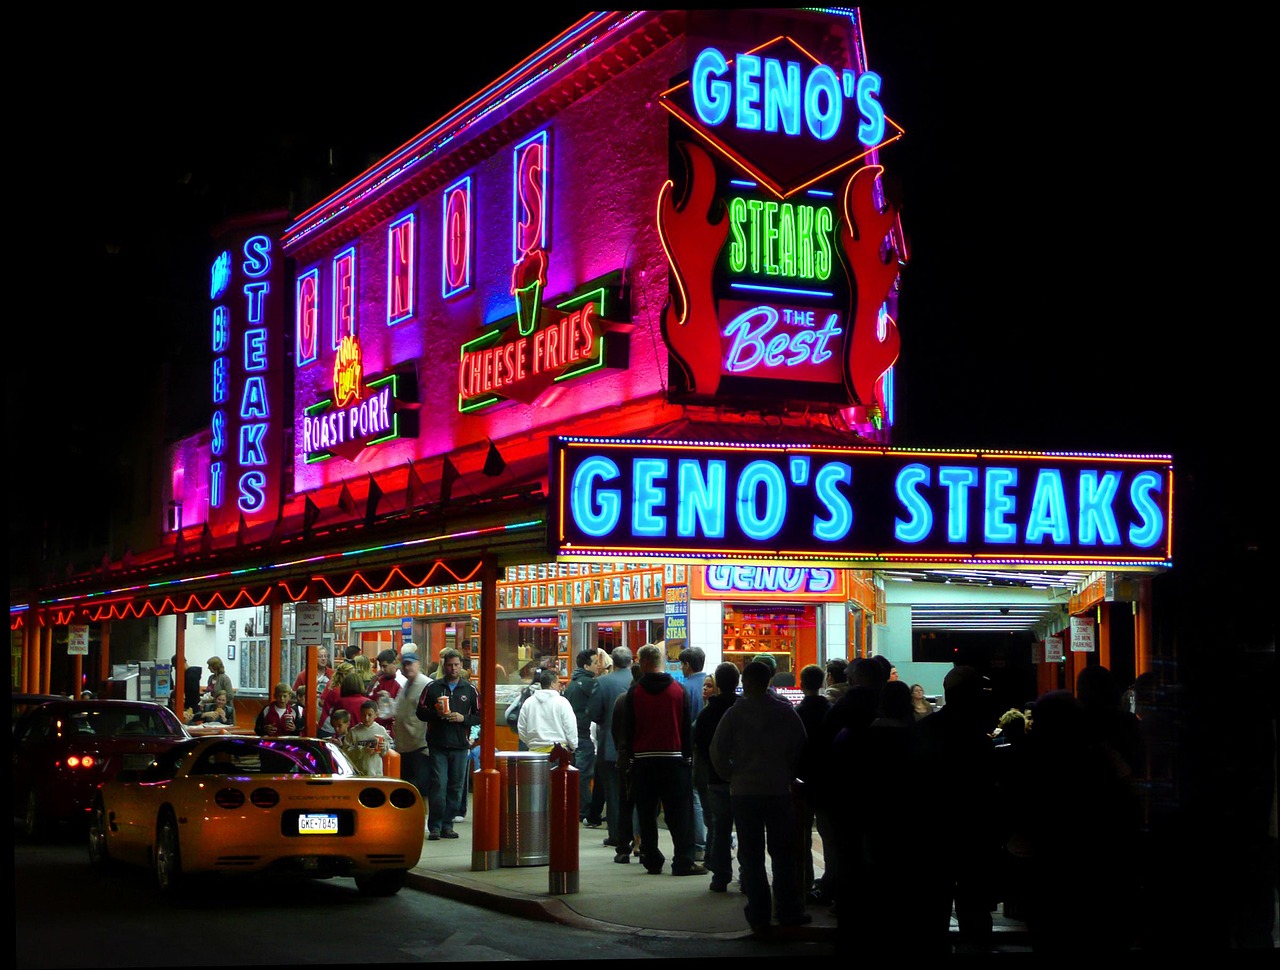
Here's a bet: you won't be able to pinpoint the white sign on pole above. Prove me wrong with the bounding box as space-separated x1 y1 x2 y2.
68 624 90 656
1069 615 1096 652
1044 636 1063 663
296 603 323 647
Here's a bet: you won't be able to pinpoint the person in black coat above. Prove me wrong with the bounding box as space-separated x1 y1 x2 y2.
794 664 831 901
694 662 739 891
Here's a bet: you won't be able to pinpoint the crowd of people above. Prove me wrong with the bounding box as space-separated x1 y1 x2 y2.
538 645 1168 951
166 635 1192 950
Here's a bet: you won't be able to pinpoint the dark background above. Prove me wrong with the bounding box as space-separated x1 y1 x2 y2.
9 7 1274 949
12 6 1269 607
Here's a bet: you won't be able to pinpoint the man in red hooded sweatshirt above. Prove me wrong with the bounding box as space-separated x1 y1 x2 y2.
614 643 706 877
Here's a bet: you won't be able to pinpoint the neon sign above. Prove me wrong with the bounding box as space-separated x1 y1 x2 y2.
210 250 231 299
303 370 418 463
550 438 1175 566
727 194 833 281
296 269 319 365
457 276 632 413
690 46 884 146
659 35 903 199
699 565 841 597
721 303 843 382
388 214 415 323
333 335 363 408
208 228 284 526
332 247 356 349
442 178 471 299
511 130 549 336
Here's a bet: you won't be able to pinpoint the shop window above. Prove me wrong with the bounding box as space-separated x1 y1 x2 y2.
722 604 815 676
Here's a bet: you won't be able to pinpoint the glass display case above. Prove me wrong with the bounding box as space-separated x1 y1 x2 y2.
721 604 814 675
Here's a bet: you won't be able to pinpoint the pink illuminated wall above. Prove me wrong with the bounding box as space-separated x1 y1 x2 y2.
289 41 683 494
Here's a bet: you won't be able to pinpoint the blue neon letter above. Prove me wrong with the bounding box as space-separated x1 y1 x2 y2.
855 71 885 146
763 58 801 135
813 462 852 541
1025 469 1070 544
632 458 669 537
1128 471 1164 548
1078 471 1121 545
804 65 842 140
894 463 932 543
570 457 621 537
691 48 731 126
984 467 1018 543
677 459 726 538
736 460 785 540
938 466 978 542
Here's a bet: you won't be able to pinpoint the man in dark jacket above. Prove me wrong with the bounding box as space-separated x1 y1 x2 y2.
694 661 739 891
562 648 601 825
614 644 705 876
417 647 480 840
795 663 832 902
587 646 634 855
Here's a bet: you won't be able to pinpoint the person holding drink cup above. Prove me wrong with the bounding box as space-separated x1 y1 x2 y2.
347 700 392 776
255 683 303 737
417 648 480 840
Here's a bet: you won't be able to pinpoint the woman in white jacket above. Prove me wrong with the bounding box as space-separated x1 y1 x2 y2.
517 669 578 753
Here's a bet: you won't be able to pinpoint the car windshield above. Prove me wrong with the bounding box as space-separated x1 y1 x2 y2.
53 705 184 739
188 737 357 777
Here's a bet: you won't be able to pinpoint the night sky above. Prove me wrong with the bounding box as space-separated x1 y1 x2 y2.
12 7 1268 596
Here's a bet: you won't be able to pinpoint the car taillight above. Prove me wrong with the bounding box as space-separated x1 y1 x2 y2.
214 788 245 809
389 786 418 809
66 755 96 768
249 788 279 808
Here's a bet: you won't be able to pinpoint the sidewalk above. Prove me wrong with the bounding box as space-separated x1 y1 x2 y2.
404 794 1030 946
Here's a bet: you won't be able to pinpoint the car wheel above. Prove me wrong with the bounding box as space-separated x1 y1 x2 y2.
87 798 113 869
22 790 46 840
154 811 186 894
354 869 406 896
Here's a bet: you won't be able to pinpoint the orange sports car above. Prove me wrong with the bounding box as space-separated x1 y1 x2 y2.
89 734 424 896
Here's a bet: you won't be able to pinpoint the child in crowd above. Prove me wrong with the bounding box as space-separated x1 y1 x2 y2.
347 700 391 777
254 682 301 737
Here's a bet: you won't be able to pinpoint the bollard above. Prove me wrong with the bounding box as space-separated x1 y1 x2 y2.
471 766 501 871
548 744 580 894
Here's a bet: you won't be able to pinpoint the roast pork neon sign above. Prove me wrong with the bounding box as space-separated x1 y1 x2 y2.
550 439 1174 566
302 370 418 464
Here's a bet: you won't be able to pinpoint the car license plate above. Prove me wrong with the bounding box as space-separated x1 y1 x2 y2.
298 813 339 835
123 754 153 770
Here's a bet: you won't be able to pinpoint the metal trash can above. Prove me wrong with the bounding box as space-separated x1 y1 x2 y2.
499 751 549 867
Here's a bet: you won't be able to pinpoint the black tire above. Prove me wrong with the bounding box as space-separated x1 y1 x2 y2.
87 797 113 869
22 789 46 841
354 869 406 896
154 811 186 894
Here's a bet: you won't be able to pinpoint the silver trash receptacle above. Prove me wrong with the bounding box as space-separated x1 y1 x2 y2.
499 751 550 867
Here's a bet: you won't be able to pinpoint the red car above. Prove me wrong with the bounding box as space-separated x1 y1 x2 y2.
12 698 189 837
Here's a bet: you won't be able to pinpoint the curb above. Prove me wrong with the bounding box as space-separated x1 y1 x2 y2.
405 870 1029 947
406 869 801 940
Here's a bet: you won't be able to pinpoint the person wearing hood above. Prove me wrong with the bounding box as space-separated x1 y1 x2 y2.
614 643 705 876
517 669 577 754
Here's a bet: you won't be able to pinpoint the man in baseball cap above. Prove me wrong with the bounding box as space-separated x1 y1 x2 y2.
393 644 431 802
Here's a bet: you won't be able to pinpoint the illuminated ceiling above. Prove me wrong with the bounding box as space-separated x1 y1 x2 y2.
879 567 1093 634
